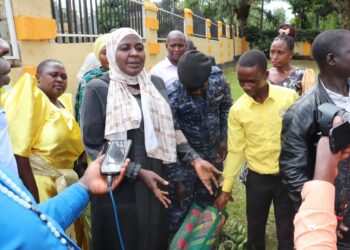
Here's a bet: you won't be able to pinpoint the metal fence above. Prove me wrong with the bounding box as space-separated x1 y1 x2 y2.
232 25 236 39
222 23 226 37
192 12 206 38
51 0 144 43
157 8 184 41
50 0 233 44
210 22 218 40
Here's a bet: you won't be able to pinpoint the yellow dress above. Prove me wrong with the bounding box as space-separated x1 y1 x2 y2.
1 73 88 247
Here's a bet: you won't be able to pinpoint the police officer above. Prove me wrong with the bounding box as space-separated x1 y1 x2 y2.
168 50 232 234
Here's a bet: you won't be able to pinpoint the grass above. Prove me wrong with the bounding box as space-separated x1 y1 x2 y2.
221 60 318 249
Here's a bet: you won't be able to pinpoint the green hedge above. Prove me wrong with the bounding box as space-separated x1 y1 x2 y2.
242 26 322 56
296 29 322 42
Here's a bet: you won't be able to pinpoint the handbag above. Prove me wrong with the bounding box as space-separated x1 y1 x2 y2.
169 203 228 250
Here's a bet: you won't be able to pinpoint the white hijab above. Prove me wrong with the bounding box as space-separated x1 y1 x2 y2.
104 28 176 163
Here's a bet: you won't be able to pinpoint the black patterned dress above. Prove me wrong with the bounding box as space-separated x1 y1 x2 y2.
269 67 306 95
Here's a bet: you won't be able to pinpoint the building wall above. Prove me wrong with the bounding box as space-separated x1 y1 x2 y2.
11 0 51 18
146 42 167 70
18 42 92 94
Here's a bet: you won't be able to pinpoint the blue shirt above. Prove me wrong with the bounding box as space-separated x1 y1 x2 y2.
0 107 18 176
168 66 232 153
0 163 89 249
168 67 232 181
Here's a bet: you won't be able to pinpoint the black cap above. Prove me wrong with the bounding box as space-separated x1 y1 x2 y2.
177 50 212 90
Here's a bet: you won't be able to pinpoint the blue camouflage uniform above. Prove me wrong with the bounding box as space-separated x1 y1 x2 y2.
168 66 233 233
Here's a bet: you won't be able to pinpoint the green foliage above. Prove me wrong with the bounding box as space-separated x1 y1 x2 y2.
247 5 286 31
242 26 276 55
319 13 339 30
97 0 129 33
176 0 217 17
330 0 350 29
288 0 339 29
175 0 259 33
241 26 260 45
268 8 286 28
296 29 322 42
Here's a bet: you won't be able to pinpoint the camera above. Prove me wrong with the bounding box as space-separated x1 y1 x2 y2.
318 103 350 153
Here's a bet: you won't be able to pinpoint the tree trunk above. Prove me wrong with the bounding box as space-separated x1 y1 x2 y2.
236 2 251 36
331 0 350 29
260 0 264 32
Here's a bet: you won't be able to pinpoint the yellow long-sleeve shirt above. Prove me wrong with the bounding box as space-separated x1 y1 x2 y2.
222 84 299 193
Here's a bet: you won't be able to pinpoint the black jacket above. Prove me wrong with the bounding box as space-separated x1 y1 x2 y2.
279 76 334 207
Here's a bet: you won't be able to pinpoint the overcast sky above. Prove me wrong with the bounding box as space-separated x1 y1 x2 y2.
265 0 294 22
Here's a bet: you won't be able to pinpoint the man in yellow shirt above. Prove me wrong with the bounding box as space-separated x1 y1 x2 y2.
214 50 298 250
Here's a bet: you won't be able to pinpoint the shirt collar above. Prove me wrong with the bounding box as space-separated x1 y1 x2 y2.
321 79 350 111
165 57 176 68
320 78 350 98
244 83 276 107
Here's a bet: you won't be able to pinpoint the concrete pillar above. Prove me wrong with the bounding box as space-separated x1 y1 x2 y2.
206 19 211 54
144 2 160 56
184 8 193 36
143 2 161 69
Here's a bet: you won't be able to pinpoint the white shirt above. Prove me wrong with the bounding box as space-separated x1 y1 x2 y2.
150 57 178 91
323 81 350 112
0 107 18 176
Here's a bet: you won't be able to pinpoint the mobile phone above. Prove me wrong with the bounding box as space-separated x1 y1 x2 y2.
100 140 132 176
329 121 350 153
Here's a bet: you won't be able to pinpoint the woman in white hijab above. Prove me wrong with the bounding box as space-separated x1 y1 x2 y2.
80 28 208 250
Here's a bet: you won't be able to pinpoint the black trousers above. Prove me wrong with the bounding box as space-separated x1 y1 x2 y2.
246 170 295 250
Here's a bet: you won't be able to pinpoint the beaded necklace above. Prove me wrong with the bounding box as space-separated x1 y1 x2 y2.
0 170 74 250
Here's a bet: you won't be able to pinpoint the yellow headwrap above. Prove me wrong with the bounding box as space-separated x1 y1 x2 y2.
93 34 110 62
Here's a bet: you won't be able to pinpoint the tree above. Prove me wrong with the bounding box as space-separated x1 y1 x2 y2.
97 0 130 33
259 0 264 31
216 0 254 33
289 0 338 29
288 0 312 28
247 5 285 31
175 0 217 16
272 8 286 26
177 0 258 36
331 0 350 29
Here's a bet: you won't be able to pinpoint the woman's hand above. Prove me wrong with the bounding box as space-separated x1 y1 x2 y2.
79 155 129 194
139 169 171 208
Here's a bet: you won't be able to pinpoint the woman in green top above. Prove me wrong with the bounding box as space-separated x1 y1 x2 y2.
74 34 110 124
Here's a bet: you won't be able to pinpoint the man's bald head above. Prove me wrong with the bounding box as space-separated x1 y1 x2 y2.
165 30 187 65
166 30 186 43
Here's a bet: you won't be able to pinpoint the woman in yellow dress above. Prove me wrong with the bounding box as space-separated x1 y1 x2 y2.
1 59 87 247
